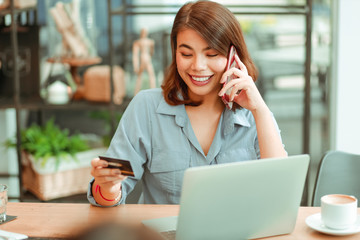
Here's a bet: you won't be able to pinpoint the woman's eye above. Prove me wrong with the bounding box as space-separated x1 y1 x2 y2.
207 54 218 57
181 53 192 57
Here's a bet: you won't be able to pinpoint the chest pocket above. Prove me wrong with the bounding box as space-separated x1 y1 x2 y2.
148 149 190 195
216 147 258 164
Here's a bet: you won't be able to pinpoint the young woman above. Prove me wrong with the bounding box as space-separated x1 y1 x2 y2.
88 0 287 206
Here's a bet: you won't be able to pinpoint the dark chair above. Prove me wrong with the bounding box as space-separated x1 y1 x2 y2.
312 150 360 206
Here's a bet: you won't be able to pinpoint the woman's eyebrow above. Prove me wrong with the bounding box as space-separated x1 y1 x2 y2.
178 44 212 51
178 43 192 49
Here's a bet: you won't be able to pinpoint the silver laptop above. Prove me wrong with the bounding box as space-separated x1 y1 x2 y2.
143 155 310 240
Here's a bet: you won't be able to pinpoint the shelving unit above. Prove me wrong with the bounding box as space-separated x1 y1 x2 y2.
0 1 38 200
0 0 130 201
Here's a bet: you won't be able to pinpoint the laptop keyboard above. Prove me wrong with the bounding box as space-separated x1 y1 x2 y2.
160 230 176 240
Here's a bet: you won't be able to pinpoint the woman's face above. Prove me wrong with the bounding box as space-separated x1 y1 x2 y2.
176 28 227 101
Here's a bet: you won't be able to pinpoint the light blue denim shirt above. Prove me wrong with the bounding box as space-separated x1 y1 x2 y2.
88 88 282 205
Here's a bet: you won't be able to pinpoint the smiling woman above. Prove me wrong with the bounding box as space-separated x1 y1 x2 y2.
87 0 287 207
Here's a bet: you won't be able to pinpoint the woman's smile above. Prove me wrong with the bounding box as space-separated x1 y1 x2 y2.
189 74 214 86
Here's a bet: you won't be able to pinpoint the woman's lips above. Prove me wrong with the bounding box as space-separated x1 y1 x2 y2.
189 74 213 86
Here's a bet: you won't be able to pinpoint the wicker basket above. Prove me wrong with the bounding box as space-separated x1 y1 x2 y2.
22 163 92 201
83 65 126 105
21 148 106 201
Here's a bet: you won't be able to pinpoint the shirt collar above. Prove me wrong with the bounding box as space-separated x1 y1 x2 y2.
156 96 251 130
233 109 251 127
223 108 251 135
156 97 187 127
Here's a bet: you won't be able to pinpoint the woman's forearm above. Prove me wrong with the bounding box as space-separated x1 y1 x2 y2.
252 105 287 159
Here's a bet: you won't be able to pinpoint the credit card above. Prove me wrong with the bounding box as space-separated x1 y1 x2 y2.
99 156 135 177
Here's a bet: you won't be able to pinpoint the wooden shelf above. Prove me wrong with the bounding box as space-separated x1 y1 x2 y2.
0 96 132 111
0 5 36 17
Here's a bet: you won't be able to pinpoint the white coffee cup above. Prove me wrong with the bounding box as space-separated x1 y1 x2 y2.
321 194 358 230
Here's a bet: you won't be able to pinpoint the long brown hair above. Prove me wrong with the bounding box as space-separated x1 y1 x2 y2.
161 0 258 109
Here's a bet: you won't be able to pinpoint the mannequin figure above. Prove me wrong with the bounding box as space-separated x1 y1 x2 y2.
132 28 156 95
49 2 89 58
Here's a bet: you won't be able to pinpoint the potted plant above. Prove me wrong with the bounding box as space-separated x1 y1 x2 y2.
5 118 106 201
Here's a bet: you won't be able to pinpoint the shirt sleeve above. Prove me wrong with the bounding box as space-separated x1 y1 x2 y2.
87 91 153 205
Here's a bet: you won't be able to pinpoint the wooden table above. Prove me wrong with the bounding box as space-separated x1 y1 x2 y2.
1 203 360 239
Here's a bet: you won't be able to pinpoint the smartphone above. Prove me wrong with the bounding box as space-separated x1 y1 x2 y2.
99 156 135 177
221 45 240 109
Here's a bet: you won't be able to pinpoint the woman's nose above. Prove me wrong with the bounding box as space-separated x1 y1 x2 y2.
191 55 207 71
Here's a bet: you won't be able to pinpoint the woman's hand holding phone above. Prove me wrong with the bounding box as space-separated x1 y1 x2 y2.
219 46 266 113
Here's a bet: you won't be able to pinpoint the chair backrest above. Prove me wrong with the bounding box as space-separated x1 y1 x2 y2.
312 150 360 206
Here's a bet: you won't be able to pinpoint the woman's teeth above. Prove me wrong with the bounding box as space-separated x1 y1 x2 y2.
192 76 211 82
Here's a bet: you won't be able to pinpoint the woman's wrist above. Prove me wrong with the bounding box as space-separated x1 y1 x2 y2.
251 103 270 118
95 184 121 202
92 181 122 206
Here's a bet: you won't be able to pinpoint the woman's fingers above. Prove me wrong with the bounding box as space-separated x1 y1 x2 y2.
218 52 266 111
235 54 248 75
218 73 247 97
92 168 128 184
220 55 247 84
219 67 245 85
91 158 108 168
229 82 246 101
91 157 128 184
96 175 127 185
91 167 120 177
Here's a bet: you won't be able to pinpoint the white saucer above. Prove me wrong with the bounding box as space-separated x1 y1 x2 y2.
305 213 360 236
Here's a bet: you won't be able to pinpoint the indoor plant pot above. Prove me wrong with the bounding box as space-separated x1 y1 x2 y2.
21 147 105 201
6 119 106 201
